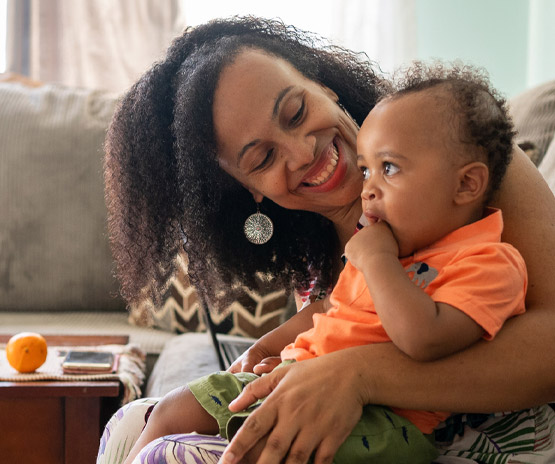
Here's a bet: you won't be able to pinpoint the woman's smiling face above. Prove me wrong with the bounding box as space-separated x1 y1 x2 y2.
214 49 363 221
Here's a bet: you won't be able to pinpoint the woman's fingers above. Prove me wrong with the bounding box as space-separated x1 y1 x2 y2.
223 355 366 463
310 436 348 464
283 428 326 464
250 419 300 464
220 406 277 463
228 363 290 412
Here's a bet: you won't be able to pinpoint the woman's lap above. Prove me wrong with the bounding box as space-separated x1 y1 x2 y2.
97 398 160 464
97 400 555 464
434 404 555 464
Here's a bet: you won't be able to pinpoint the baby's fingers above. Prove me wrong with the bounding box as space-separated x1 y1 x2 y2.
253 356 282 375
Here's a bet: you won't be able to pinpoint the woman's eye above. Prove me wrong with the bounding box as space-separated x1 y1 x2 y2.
383 162 399 176
253 148 275 172
290 100 305 126
360 166 370 180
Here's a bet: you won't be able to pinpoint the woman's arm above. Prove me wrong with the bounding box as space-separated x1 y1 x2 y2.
369 147 555 412
347 147 555 411
221 147 555 463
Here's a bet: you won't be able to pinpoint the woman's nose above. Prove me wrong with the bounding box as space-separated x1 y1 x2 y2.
284 135 316 171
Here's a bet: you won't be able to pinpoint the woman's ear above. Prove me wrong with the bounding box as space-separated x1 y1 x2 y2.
235 180 264 203
246 187 264 204
454 161 489 205
319 83 338 101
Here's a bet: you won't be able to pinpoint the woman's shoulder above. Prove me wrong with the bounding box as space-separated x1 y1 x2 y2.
492 146 555 305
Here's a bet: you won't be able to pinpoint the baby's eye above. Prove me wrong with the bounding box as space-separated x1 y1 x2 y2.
359 166 370 180
383 162 399 176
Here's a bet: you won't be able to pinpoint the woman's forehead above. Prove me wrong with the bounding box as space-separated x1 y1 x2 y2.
216 49 306 97
213 50 307 157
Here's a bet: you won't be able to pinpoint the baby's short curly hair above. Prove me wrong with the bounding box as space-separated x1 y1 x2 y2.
386 61 515 200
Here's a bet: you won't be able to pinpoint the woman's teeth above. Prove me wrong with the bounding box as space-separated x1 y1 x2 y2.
304 145 339 186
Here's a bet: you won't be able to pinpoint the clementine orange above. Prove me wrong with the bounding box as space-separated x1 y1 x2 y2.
6 332 48 373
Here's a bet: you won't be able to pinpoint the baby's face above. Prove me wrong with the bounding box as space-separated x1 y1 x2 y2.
356 91 467 257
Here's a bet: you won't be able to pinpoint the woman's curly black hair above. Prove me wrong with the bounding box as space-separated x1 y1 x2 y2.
386 61 515 201
104 16 390 310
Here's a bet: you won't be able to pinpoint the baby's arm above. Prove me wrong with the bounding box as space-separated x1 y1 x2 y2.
344 223 484 362
229 296 329 373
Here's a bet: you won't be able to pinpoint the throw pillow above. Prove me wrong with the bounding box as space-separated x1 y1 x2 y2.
128 254 292 338
509 80 555 166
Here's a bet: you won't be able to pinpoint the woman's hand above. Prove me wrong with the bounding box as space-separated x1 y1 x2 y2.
221 350 368 464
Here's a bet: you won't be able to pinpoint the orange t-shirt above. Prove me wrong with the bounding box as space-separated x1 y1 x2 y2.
281 208 527 434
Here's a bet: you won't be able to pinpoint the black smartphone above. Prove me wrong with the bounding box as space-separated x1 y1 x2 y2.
62 351 115 371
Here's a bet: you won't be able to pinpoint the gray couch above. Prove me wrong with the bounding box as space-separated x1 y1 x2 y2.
0 78 220 395
1 76 554 403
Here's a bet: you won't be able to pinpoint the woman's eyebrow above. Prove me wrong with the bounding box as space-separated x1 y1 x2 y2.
236 86 294 167
272 86 294 118
237 139 261 168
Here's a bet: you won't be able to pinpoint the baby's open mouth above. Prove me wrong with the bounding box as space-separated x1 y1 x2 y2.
302 143 339 187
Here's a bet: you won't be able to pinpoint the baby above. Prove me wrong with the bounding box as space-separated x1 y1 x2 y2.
124 62 525 464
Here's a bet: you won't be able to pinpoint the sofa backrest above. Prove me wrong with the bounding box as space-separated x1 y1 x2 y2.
0 82 125 311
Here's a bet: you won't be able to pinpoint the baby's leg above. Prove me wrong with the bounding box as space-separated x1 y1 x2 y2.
123 385 218 464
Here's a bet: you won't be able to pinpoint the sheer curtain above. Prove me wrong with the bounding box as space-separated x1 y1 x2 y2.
183 0 418 77
5 0 415 92
6 0 186 93
8 1 552 96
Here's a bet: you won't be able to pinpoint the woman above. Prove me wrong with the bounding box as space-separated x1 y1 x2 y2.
100 16 555 464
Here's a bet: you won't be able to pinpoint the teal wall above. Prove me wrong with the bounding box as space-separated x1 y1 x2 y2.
415 0 552 97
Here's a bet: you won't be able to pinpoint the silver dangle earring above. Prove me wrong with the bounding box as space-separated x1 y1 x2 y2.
244 203 274 245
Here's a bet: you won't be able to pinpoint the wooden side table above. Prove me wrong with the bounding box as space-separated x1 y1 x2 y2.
0 335 129 464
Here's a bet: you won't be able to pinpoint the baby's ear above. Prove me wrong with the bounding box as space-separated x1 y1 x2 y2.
454 161 489 205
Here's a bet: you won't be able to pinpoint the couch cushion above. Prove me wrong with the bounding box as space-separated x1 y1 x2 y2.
0 82 124 311
509 80 555 166
539 137 555 195
145 332 220 397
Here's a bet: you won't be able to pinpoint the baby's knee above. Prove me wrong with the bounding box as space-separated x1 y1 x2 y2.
148 386 192 428
148 385 218 435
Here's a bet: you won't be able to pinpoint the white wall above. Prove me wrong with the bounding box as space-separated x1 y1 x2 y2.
415 0 554 97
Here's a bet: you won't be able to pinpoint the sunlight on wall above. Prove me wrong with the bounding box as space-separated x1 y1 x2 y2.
0 0 6 72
